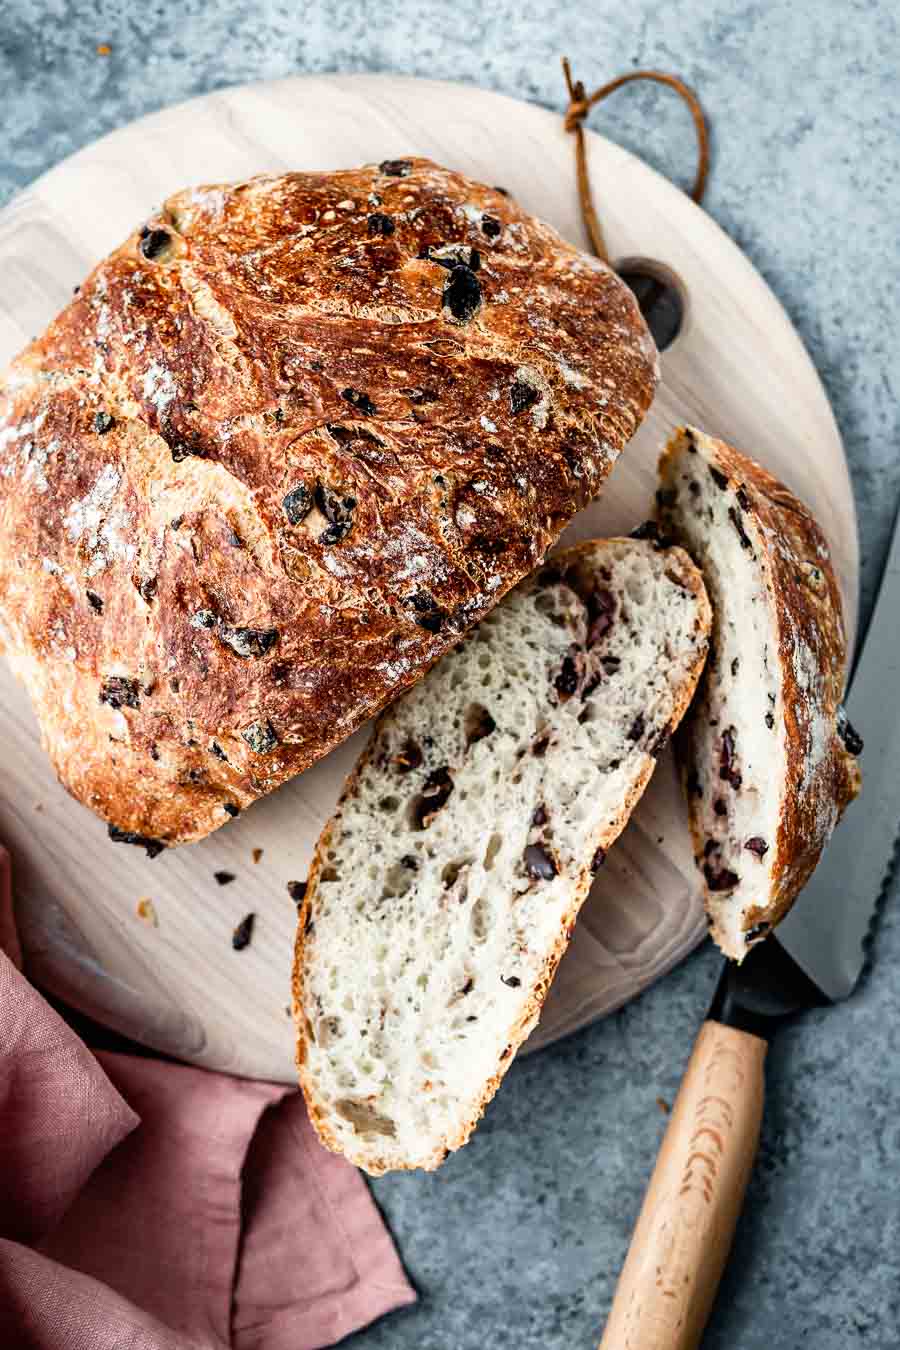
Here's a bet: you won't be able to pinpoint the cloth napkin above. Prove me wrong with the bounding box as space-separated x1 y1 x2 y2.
0 848 414 1349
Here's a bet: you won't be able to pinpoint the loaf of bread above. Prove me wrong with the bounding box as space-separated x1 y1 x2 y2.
0 159 657 850
293 538 711 1173
658 426 862 959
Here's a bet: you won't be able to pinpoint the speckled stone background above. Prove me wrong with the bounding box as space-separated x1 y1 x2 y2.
2 2 899 1346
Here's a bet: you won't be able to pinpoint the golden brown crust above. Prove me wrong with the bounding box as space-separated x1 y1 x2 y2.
291 538 711 1174
660 426 861 953
0 160 657 848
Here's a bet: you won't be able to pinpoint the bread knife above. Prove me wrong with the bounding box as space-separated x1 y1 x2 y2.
598 503 900 1349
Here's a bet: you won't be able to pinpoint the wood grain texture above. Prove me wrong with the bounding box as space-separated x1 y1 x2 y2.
599 1021 767 1349
0 74 857 1080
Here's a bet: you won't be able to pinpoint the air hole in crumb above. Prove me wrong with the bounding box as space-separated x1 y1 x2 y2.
335 1099 396 1138
484 833 502 871
465 702 496 747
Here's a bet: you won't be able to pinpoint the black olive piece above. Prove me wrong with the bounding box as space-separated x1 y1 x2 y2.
223 802 240 817
524 844 557 880
282 483 313 524
765 711 775 730
602 656 621 675
710 467 729 490
714 798 728 817
837 706 864 756
703 863 740 892
745 837 769 858
210 741 228 762
532 804 548 827
108 824 165 858
315 483 356 545
655 487 677 508
591 847 606 872
139 228 172 261
729 506 754 552
532 733 550 757
288 879 307 905
618 267 684 351
241 719 279 754
413 767 454 828
481 214 502 238
86 590 104 614
378 158 412 176
232 912 256 951
442 265 482 323
219 627 279 659
703 839 719 859
555 654 580 700
340 387 377 415
99 676 140 710
367 212 395 236
509 380 540 416
94 411 115 434
460 978 474 995
731 657 740 676
627 713 646 743
629 520 659 542
393 740 423 772
501 974 522 987
214 870 236 886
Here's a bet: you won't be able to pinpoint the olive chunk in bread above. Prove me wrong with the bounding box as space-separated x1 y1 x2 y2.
293 538 711 1174
658 426 861 960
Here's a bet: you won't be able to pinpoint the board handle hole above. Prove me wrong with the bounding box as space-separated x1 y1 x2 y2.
615 257 686 353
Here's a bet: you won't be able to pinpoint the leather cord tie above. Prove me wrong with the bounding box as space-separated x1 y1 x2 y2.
562 58 710 264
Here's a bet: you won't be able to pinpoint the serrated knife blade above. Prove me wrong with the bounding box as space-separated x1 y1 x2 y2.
775 501 900 1001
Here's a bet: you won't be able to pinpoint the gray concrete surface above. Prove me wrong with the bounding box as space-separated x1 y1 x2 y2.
2 2 899 1345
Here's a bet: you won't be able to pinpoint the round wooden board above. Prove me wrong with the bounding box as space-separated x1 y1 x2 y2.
0 75 857 1079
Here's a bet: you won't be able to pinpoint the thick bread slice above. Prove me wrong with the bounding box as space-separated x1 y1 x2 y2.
658 426 862 961
292 538 711 1174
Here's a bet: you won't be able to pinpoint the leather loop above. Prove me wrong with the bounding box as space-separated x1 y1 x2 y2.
562 58 710 263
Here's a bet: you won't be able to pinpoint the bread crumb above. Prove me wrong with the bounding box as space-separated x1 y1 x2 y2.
33 802 44 812
96 43 111 55
252 848 263 864
137 897 158 927
656 1096 670 1115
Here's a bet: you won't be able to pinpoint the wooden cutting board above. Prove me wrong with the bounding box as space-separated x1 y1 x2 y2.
0 74 857 1078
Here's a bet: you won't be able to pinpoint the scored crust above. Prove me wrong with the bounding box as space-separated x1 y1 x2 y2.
659 426 862 954
291 539 712 1174
0 159 657 850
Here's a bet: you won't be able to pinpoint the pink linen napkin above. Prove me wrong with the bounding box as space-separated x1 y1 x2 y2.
0 847 414 1348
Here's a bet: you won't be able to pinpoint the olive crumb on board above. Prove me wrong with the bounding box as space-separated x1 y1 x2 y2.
232 913 255 950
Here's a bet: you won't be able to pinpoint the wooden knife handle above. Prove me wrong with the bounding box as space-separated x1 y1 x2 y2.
599 1020 767 1350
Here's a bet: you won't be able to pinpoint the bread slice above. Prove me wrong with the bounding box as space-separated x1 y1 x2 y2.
292 538 711 1174
658 426 862 960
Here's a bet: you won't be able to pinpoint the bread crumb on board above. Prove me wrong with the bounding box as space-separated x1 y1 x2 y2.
287 879 307 906
656 1096 671 1116
252 848 264 864
136 897 158 927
